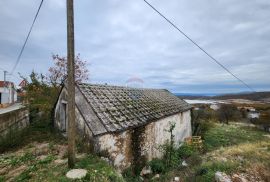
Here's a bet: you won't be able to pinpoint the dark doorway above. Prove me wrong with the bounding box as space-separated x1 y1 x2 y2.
61 103 67 132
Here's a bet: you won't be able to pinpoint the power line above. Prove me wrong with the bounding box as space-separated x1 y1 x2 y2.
143 0 255 92
10 0 44 74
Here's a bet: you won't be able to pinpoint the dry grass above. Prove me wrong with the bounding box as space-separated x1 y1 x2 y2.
199 124 270 182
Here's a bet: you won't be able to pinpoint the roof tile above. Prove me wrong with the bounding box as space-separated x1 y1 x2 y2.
77 83 191 133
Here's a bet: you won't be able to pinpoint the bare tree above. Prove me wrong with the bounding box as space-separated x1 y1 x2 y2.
218 104 239 124
47 54 89 87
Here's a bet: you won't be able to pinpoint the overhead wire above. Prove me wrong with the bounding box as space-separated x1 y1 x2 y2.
143 0 255 92
10 0 44 74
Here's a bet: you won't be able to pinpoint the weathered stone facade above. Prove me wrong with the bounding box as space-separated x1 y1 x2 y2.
0 106 29 138
54 83 192 171
94 110 191 170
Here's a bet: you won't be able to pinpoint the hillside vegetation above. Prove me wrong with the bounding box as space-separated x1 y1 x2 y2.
124 123 270 182
0 120 124 182
177 91 270 102
1 121 269 182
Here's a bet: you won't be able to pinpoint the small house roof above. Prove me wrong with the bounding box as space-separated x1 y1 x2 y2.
0 81 14 88
77 83 191 134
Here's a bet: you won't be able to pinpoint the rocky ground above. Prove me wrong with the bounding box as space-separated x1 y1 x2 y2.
0 141 124 182
0 123 269 182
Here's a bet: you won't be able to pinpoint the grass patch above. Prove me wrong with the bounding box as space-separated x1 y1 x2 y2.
2 153 124 182
194 161 239 182
27 154 124 182
204 123 267 151
76 154 124 182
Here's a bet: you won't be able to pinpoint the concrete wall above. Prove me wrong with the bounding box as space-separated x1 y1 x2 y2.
0 107 29 138
95 110 192 170
0 86 17 104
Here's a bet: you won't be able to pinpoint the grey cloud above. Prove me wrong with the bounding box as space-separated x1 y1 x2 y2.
0 0 269 93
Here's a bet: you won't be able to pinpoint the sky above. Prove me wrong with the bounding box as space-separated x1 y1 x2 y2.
0 0 270 94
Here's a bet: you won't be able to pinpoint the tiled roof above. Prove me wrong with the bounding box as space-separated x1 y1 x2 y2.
0 81 14 88
77 83 192 134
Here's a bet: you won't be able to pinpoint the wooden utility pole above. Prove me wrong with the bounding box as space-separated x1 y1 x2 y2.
66 0 76 168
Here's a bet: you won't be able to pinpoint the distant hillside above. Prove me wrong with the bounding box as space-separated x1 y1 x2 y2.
176 91 270 102
174 93 218 100
211 92 270 101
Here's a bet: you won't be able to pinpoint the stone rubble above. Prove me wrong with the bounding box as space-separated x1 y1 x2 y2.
152 174 160 180
232 174 248 182
181 160 188 167
215 171 232 182
66 169 87 179
140 166 152 176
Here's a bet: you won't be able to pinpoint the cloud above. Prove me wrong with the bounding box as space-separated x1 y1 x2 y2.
0 0 270 93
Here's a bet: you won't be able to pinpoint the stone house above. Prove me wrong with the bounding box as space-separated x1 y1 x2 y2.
54 83 192 170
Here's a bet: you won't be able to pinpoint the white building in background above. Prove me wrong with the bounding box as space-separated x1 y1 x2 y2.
0 81 17 105
210 104 220 110
248 112 260 119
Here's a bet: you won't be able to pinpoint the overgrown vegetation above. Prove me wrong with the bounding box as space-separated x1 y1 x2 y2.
0 116 63 153
0 115 124 182
19 54 90 123
123 123 270 182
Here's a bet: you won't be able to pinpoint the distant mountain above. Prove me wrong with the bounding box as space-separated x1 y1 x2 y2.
174 93 219 99
175 91 270 102
174 93 218 97
211 92 270 101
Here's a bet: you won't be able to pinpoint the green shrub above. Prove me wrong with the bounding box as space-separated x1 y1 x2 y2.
122 167 134 178
177 143 196 159
159 142 180 168
187 153 202 166
122 167 143 182
149 158 166 174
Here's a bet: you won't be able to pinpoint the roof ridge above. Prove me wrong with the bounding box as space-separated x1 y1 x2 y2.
78 82 166 91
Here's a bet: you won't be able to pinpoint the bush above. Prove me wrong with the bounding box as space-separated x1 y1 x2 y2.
149 158 166 174
218 104 240 124
177 143 196 159
159 142 180 168
122 167 143 182
193 120 215 137
200 121 215 136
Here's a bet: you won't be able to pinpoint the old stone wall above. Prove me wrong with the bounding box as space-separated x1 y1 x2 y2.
141 110 192 161
0 107 29 137
95 130 133 170
95 110 192 171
